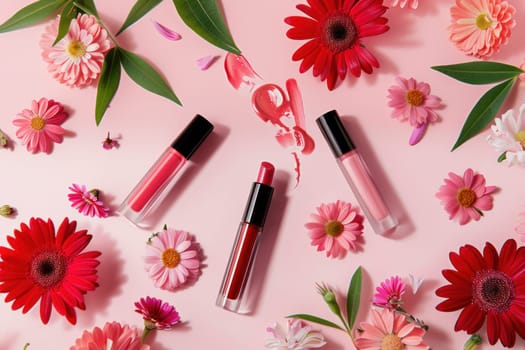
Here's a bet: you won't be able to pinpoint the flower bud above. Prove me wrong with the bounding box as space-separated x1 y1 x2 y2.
0 204 14 217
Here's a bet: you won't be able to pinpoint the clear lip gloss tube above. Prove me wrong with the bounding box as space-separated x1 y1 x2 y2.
217 162 275 314
118 115 214 225
316 110 397 235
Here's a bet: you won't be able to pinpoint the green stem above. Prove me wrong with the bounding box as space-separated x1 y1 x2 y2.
141 327 153 344
395 307 429 331
23 344 30 350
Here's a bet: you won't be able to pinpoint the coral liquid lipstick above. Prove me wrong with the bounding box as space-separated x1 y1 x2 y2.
119 115 214 225
317 110 397 235
217 162 275 313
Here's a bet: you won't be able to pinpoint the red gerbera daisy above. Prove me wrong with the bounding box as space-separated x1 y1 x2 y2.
285 0 390 90
0 217 101 324
436 239 525 347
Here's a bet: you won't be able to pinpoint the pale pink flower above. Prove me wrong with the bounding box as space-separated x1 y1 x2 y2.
387 76 441 127
305 200 364 259
515 210 525 243
373 276 406 309
68 184 110 218
41 13 111 87
12 97 67 154
487 102 525 166
145 228 201 291
69 322 149 350
265 319 326 350
435 168 497 225
355 308 429 350
449 0 516 59
134 296 181 330
384 0 418 9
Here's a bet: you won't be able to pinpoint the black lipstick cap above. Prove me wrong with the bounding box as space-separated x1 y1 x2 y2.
171 115 214 159
316 110 355 158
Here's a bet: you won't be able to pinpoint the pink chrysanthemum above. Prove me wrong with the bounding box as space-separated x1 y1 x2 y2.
373 275 406 309
435 168 497 225
387 77 441 127
134 296 181 330
284 0 389 90
68 184 109 218
40 13 111 87
145 228 201 291
12 97 68 154
265 319 326 350
70 322 149 350
305 200 364 259
449 0 516 59
355 308 429 350
384 0 419 9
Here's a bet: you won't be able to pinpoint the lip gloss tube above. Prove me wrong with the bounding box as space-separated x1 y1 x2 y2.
118 115 214 225
217 162 275 314
316 110 397 235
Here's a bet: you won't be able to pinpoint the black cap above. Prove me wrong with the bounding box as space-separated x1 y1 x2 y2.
316 110 355 158
242 183 274 227
171 115 214 159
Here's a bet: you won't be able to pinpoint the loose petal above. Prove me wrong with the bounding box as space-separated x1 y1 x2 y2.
196 55 219 70
152 20 182 41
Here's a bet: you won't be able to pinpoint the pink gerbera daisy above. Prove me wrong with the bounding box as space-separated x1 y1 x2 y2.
40 13 111 87
70 322 149 350
284 0 390 90
449 0 516 59
12 98 68 154
145 228 201 291
387 76 441 127
134 296 181 330
355 308 429 350
435 168 497 225
373 275 406 309
305 200 364 259
68 184 110 218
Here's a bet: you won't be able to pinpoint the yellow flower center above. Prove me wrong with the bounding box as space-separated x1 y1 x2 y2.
457 188 477 208
381 333 405 350
161 248 180 268
66 39 87 58
405 89 425 106
476 13 493 30
514 130 525 148
325 220 344 237
30 117 46 130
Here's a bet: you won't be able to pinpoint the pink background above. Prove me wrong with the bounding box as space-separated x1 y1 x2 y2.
1 1 525 349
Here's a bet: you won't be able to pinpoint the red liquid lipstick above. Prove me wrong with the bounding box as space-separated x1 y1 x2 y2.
118 115 214 225
217 162 275 313
317 110 397 235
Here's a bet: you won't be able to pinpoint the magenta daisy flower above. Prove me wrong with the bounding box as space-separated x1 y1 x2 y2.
40 13 111 87
373 275 406 309
436 168 497 225
68 184 109 218
134 296 180 330
145 228 201 291
12 98 68 154
305 200 364 259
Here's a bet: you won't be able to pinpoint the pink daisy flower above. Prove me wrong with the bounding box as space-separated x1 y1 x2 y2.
12 97 68 154
449 0 516 59
373 275 406 309
387 76 441 127
435 168 497 225
134 296 181 330
145 228 201 291
384 0 419 9
355 308 429 350
305 200 364 259
69 322 149 350
40 13 111 87
68 184 110 218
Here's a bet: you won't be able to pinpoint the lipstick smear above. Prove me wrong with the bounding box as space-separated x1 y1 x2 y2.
224 53 262 92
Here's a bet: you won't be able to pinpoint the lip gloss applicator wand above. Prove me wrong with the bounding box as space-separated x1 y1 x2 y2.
217 162 275 314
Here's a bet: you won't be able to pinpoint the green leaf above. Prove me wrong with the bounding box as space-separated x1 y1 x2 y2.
53 1 77 45
117 0 163 35
0 0 67 33
497 152 507 163
452 78 516 151
72 0 99 18
95 48 122 125
119 48 181 105
432 61 523 85
287 314 344 331
172 0 241 54
346 266 362 329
